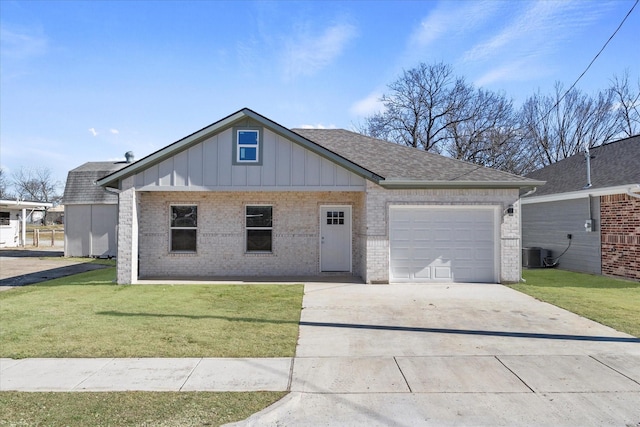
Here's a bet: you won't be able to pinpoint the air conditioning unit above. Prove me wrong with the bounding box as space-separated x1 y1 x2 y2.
522 247 543 268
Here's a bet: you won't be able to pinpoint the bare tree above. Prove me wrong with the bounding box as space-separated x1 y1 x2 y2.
362 62 476 153
518 82 620 170
444 88 529 174
12 167 62 224
0 168 14 199
610 71 640 137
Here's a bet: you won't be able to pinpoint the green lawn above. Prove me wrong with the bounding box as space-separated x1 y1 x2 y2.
0 268 302 426
511 269 640 337
0 268 304 358
0 391 285 427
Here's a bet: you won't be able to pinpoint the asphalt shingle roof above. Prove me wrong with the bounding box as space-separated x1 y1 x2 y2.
293 128 536 183
525 135 640 196
62 161 129 204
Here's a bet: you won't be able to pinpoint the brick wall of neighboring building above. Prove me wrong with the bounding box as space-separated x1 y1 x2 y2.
600 193 640 280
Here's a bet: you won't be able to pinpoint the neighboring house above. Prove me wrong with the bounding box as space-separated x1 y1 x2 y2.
522 135 640 280
97 108 542 285
46 205 65 225
62 159 131 257
0 199 54 248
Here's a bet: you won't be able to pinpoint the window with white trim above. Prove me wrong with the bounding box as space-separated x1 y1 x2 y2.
170 205 197 252
236 129 260 163
246 205 272 252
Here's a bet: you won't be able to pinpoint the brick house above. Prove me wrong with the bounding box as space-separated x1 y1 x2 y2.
97 108 542 285
522 135 640 280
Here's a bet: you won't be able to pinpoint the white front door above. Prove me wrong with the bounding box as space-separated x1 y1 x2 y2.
320 206 352 272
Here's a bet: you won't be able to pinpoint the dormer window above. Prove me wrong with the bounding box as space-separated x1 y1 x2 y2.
234 128 262 164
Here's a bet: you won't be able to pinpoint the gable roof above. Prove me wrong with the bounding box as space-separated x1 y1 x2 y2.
525 135 640 199
97 108 542 190
63 161 130 204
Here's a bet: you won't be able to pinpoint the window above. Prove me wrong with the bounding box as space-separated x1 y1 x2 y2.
0 212 9 226
246 205 272 252
170 205 197 252
234 128 262 164
326 210 345 225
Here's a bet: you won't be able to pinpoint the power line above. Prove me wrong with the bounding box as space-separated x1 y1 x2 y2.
544 0 638 120
449 0 638 181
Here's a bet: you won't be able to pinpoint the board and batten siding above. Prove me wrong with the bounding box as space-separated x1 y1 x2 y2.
522 197 601 274
134 128 366 191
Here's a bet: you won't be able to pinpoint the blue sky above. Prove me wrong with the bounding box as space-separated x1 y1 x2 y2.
1 0 638 188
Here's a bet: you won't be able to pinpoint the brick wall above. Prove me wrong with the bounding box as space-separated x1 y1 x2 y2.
134 191 364 280
600 193 640 280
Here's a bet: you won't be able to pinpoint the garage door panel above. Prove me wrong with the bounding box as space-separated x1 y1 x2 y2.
434 266 451 279
390 207 497 283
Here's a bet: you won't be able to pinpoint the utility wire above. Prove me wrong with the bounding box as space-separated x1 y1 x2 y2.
448 0 638 181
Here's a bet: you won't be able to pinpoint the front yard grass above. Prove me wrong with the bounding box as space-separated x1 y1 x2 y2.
0 268 302 426
511 269 640 337
0 391 285 427
0 268 304 358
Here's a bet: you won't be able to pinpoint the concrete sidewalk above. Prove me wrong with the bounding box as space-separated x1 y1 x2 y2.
0 357 292 392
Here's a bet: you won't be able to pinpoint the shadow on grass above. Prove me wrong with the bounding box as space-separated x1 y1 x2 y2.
96 311 640 343
0 264 111 287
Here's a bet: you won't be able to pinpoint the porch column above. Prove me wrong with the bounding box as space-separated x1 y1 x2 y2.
116 179 139 284
21 208 26 247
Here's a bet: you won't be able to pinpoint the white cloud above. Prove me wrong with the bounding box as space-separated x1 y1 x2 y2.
350 91 384 117
474 59 548 87
88 128 98 137
409 1 500 49
0 26 48 60
462 1 611 81
110 129 119 135
283 22 357 79
297 123 337 129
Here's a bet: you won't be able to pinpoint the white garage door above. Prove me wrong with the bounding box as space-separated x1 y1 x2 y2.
389 206 498 283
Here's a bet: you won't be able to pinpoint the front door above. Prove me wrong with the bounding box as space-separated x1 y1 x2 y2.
320 206 352 272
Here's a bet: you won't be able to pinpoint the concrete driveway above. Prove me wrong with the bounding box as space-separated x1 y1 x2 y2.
230 283 640 427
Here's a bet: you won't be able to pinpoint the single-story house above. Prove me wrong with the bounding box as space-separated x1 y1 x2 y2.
62 159 131 257
97 108 543 285
0 199 54 248
522 135 640 280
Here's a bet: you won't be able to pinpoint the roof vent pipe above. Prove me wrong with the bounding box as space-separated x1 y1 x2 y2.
583 145 592 189
125 151 134 163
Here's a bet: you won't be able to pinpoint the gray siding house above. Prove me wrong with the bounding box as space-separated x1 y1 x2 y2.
522 135 640 280
97 108 542 285
62 161 130 257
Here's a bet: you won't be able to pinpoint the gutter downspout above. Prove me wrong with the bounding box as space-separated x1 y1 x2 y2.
520 186 537 283
518 187 538 283
102 185 122 279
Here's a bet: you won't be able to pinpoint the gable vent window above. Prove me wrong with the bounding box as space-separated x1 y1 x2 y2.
246 205 272 252
233 128 263 165
237 130 259 162
170 205 197 252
